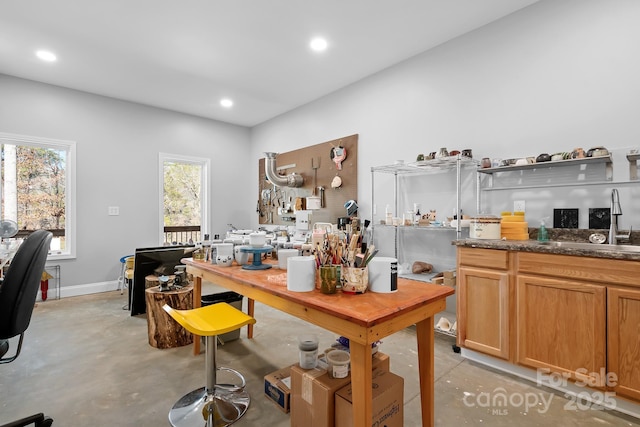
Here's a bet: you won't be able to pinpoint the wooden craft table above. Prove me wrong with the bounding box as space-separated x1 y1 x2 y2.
182 258 453 427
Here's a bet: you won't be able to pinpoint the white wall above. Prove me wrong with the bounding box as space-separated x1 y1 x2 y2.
251 0 640 232
4 0 640 294
0 74 252 293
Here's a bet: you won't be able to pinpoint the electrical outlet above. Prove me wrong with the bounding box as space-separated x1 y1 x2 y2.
514 200 526 212
108 206 120 216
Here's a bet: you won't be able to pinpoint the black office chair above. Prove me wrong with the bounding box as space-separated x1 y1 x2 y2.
0 230 54 427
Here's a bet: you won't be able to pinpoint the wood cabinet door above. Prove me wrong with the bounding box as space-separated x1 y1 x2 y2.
608 286 640 401
516 274 606 386
458 267 510 359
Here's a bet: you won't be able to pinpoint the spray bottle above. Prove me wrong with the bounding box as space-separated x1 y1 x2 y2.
538 217 549 242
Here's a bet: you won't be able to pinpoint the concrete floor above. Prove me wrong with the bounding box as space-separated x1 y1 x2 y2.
1 283 639 427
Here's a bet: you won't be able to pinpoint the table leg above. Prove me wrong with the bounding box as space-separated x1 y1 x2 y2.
416 316 435 427
247 298 255 339
349 341 373 427
192 276 202 356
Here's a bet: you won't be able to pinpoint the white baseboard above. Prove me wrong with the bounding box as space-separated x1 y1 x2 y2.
461 348 640 420
37 280 121 301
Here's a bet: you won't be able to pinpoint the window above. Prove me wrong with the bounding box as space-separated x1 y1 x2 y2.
0 132 76 259
159 153 209 245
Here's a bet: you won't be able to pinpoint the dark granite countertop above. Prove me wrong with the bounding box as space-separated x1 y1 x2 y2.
453 238 640 261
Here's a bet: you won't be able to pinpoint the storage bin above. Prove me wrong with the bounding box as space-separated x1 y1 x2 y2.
201 291 243 342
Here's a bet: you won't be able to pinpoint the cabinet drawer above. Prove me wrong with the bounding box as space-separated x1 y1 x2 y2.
517 252 640 288
458 247 508 270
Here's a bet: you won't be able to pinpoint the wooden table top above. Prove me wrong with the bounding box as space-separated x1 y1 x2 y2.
183 258 454 329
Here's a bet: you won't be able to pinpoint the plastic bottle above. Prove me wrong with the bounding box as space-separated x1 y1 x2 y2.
538 218 549 242
385 204 393 225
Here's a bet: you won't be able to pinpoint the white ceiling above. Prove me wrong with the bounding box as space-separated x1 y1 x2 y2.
1 0 538 127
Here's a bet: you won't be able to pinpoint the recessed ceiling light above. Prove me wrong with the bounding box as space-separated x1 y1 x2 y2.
35 50 57 62
310 37 328 52
220 98 233 108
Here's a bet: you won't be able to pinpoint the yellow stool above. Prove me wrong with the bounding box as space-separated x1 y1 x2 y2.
163 302 256 427
117 255 134 295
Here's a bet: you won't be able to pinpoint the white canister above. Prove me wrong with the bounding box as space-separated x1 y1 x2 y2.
367 257 398 293
277 249 299 270
326 349 350 379
469 216 502 239
298 334 319 369
286 256 316 292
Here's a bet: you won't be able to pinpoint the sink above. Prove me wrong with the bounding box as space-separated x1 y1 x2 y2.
536 241 640 253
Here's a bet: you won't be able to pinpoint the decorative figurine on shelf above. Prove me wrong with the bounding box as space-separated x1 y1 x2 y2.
330 145 347 170
435 147 449 159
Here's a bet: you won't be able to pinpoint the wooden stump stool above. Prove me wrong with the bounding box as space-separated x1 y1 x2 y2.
145 284 194 349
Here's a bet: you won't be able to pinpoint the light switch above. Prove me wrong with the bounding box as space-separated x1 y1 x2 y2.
108 206 120 216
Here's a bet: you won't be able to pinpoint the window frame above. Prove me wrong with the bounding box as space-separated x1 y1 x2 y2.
158 153 210 245
0 132 76 260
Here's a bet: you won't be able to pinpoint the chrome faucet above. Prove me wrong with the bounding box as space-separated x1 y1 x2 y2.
609 189 631 244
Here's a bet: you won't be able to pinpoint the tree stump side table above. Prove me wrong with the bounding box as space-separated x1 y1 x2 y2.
145 283 194 349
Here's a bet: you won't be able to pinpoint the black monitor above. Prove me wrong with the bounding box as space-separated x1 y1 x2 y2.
130 245 197 316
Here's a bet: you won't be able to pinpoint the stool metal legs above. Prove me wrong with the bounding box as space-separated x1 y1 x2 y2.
168 335 250 427
117 261 126 294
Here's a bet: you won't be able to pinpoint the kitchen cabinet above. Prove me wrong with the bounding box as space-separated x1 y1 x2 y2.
516 274 606 386
607 286 640 401
457 248 511 359
371 156 478 337
457 246 640 404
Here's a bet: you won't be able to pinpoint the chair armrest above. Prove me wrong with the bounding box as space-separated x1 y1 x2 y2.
0 413 53 427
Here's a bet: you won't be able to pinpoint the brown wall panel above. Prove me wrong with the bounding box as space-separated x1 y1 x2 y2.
258 134 358 226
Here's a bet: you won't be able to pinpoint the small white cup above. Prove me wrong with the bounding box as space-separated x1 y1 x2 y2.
249 232 266 248
234 245 251 265
214 243 233 257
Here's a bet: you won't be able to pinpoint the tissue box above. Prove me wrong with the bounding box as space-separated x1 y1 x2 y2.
264 365 294 413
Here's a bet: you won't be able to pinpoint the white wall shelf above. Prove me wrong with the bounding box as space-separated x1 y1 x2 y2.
477 155 613 191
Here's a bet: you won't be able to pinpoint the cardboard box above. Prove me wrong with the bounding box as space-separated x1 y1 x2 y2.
443 277 456 287
264 364 294 413
431 276 444 285
335 369 404 427
443 269 456 279
290 352 389 427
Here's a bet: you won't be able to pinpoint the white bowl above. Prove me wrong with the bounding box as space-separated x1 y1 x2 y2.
450 219 471 228
249 232 266 248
